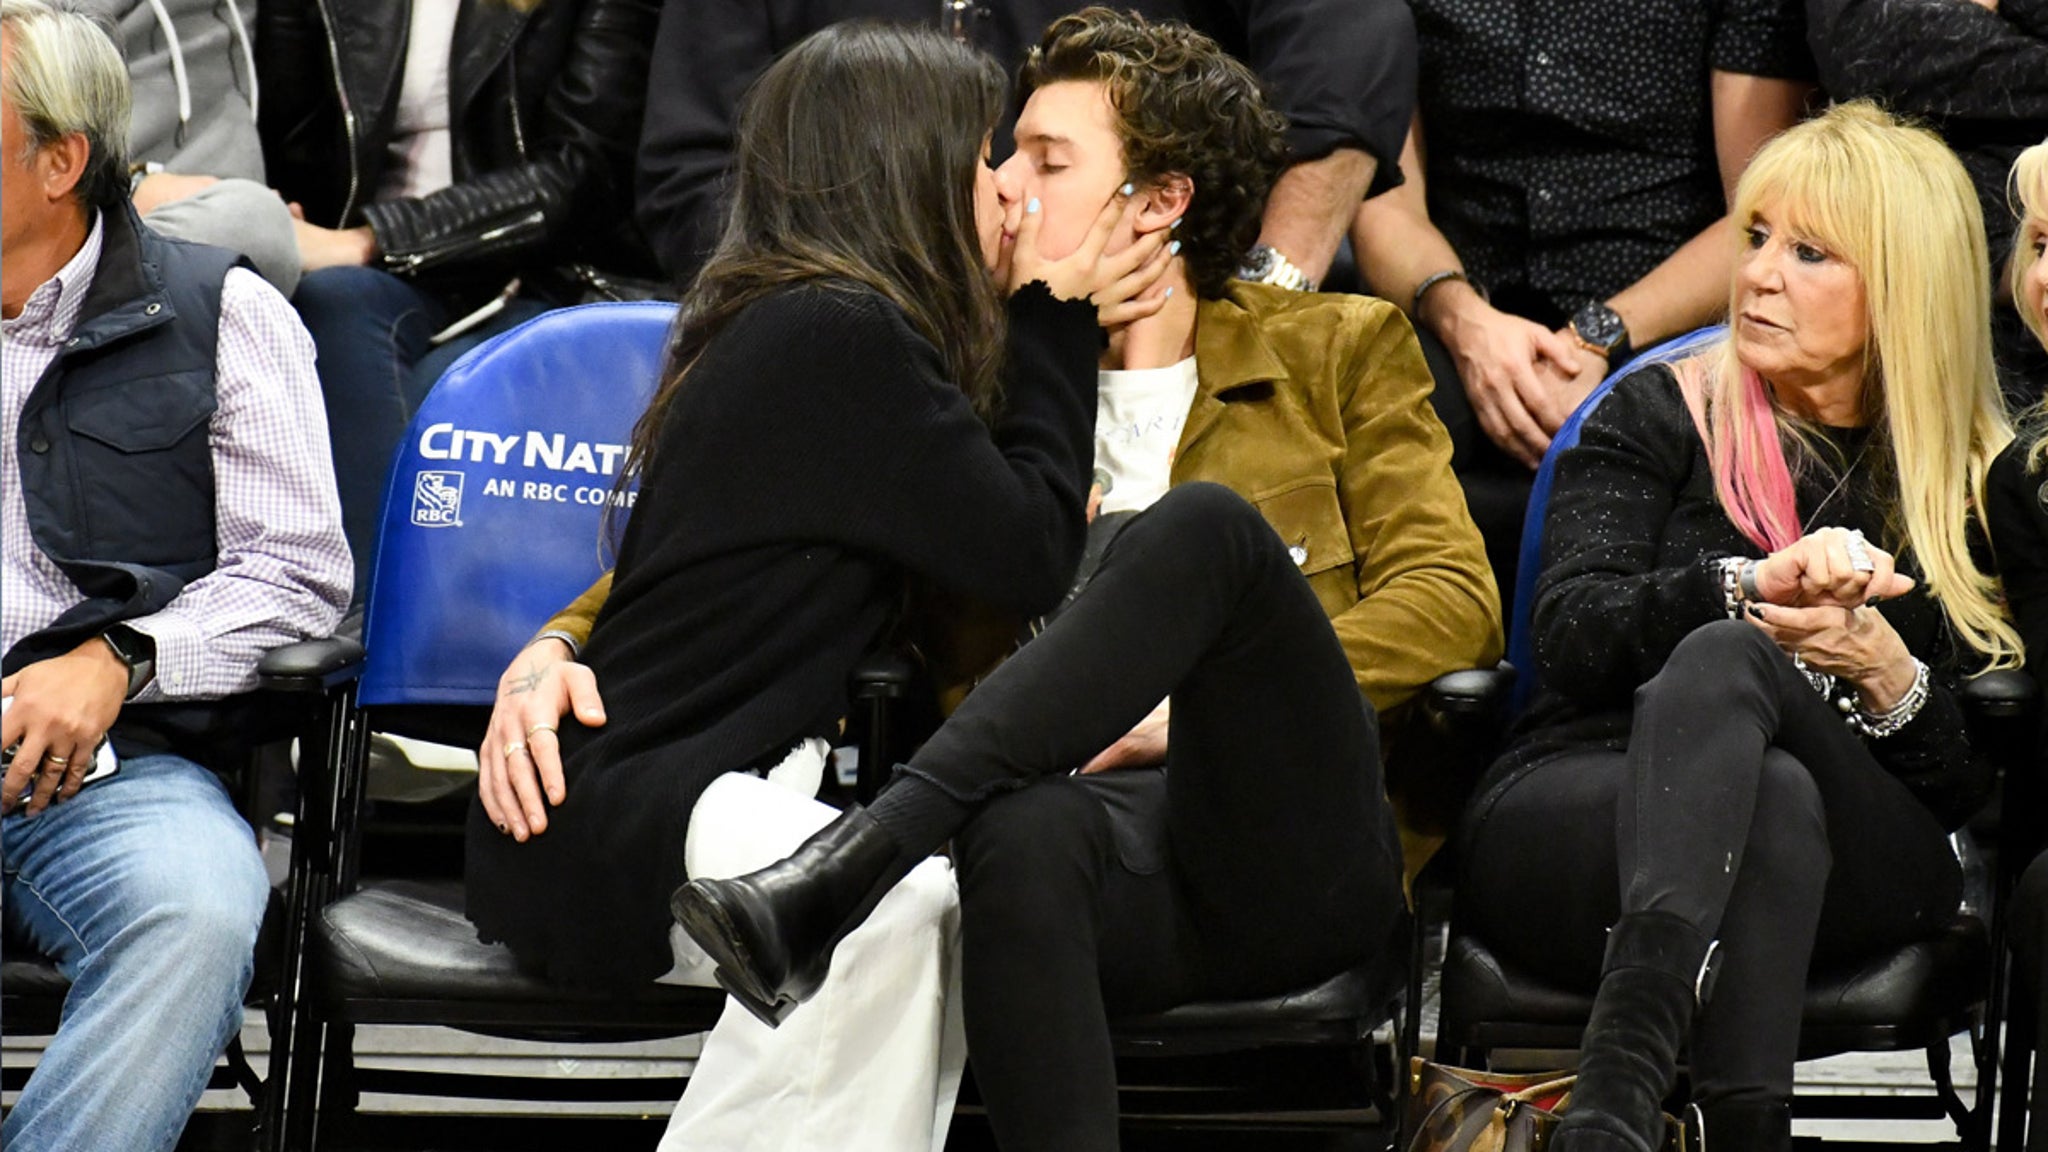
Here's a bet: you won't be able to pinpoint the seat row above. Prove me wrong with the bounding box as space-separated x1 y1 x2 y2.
5 304 2041 1151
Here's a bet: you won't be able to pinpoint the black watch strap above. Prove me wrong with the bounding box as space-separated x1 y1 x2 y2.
102 625 156 699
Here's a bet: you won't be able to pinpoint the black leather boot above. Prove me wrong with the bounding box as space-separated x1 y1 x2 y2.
1692 1099 1791 1152
1553 910 1718 1152
670 805 901 1029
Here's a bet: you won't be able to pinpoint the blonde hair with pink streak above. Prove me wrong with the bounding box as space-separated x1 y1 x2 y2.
1677 102 2020 669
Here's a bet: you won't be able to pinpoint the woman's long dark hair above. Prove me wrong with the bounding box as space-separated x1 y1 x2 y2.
621 24 1009 492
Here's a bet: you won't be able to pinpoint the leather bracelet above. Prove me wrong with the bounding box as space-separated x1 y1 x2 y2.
1412 269 1471 315
1846 658 1931 739
529 629 583 659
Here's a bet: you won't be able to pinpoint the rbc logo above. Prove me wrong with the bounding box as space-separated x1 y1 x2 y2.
411 470 465 528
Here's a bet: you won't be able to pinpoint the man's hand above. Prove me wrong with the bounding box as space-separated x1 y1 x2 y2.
1547 326 1611 434
478 638 606 841
1435 294 1584 467
131 171 221 216
1080 699 1169 775
1 639 129 816
289 203 378 272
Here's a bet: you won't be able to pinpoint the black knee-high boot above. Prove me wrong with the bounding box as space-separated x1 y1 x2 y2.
1554 911 1719 1152
670 805 903 1028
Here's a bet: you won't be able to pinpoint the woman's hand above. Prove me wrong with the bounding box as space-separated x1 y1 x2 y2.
1080 699 1169 774
478 638 607 841
1748 602 1920 710
1005 186 1146 304
1752 526 1915 609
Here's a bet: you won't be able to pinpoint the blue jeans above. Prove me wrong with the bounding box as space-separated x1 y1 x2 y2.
1 754 270 1152
292 266 550 598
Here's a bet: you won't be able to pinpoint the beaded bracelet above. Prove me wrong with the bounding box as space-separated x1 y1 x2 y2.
1846 658 1931 739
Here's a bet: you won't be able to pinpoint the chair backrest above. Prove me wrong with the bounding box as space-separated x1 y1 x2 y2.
1505 325 1727 711
360 302 676 707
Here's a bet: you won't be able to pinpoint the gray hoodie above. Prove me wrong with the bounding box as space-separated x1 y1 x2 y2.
79 0 262 176
80 0 298 294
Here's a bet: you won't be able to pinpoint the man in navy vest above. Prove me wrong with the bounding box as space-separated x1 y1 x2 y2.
0 4 350 1149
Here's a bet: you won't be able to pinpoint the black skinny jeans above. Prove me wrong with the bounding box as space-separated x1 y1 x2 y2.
888 482 1408 1152
1463 621 1961 1105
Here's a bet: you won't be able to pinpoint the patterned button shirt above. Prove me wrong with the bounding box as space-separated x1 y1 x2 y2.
1 214 352 700
1410 0 1814 321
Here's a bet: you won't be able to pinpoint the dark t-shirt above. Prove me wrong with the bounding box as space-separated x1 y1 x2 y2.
1412 0 1814 321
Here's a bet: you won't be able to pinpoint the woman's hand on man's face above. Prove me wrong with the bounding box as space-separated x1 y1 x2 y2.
1005 185 1154 306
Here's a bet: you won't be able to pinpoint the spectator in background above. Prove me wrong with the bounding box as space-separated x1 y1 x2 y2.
1805 0 2048 408
0 4 351 1150
635 0 1417 292
1352 0 1814 607
258 0 664 598
71 0 301 295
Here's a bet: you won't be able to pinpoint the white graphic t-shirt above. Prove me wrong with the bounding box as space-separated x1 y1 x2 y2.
1093 356 1200 515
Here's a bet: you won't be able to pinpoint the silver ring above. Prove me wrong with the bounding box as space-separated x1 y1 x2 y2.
506 742 528 758
1844 529 1875 573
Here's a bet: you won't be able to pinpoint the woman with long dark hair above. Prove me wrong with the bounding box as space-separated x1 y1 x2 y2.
462 23 1167 1150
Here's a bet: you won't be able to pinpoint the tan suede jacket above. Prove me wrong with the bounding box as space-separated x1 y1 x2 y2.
535 283 1504 878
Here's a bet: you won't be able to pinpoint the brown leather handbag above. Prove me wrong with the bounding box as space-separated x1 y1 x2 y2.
1403 1059 1691 1152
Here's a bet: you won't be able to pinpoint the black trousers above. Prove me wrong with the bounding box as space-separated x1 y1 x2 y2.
1462 621 1960 1104
892 482 1408 1151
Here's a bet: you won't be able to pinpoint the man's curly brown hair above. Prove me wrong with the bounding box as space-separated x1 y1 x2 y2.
1017 8 1290 300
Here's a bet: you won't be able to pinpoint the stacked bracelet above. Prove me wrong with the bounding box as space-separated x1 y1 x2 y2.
1846 658 1931 739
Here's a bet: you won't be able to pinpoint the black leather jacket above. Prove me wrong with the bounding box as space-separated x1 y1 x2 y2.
258 0 662 287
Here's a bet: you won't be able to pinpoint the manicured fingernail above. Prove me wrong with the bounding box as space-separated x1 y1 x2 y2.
1119 182 1134 196
1164 287 1174 299
1168 240 1181 256
497 822 510 834
1170 217 1182 230
1026 198 1040 214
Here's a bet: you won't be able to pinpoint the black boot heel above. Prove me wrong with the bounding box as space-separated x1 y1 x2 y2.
670 805 902 1029
710 965 798 1029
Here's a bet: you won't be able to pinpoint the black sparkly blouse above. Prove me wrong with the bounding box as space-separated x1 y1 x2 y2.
1481 365 1992 831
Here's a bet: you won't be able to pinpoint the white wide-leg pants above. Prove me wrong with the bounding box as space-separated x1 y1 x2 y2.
655 741 966 1152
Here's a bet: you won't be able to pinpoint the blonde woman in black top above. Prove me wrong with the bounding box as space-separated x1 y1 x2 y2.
1458 104 2019 1152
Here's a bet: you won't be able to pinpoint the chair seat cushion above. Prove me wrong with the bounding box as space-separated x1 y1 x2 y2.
1112 961 1389 1046
1 958 71 1000
1441 914 1987 1054
314 879 725 1036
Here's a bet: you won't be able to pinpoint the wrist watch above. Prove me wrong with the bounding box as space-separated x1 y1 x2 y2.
1238 244 1317 292
101 625 156 700
1570 301 1635 367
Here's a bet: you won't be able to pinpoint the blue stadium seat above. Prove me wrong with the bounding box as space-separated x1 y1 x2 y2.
1505 325 1727 712
359 301 674 707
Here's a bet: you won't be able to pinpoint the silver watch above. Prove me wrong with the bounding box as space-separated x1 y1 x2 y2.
1238 244 1316 292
